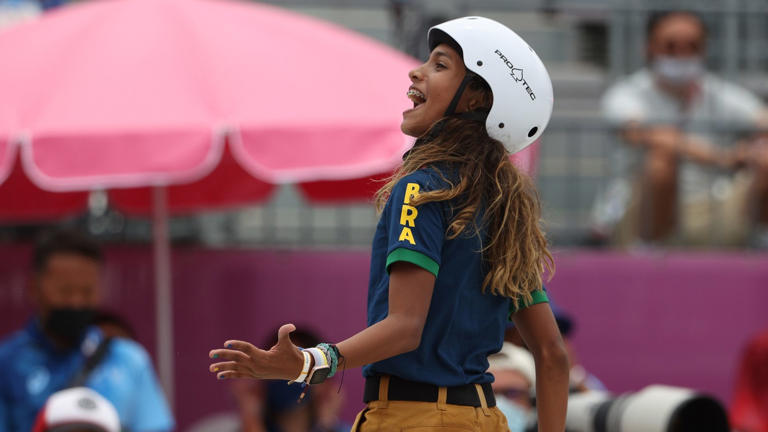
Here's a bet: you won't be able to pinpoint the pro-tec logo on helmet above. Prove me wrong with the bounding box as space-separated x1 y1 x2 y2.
494 49 536 101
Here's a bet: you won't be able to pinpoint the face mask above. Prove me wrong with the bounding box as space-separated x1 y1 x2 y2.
495 395 530 432
43 308 95 348
652 56 703 86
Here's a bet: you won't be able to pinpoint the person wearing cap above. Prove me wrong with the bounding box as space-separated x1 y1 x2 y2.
209 16 569 431
0 230 174 432
488 343 537 432
32 387 120 432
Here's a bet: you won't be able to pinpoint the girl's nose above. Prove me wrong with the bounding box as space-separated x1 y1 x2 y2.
409 67 423 82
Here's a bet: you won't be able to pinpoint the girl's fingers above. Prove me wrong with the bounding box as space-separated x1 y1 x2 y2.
222 340 260 356
275 324 296 348
208 331 300 381
209 348 251 362
210 361 259 378
209 361 239 373
216 370 254 380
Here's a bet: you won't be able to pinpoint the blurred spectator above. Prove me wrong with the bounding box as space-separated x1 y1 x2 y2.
0 229 174 432
731 330 768 432
488 342 536 432
32 387 120 432
593 10 768 247
37 0 67 11
0 0 40 30
225 326 348 432
94 310 137 340
505 299 605 393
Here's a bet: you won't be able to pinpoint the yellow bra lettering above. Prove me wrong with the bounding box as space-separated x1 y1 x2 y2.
400 205 418 227
404 183 420 204
398 227 416 245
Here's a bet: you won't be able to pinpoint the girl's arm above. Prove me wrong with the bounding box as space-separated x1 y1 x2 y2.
512 303 570 432
208 261 435 380
335 261 434 368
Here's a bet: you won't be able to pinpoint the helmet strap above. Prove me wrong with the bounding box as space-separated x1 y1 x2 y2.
443 71 477 116
403 71 486 161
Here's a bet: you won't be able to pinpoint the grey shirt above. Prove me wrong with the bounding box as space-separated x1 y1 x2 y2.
601 69 764 201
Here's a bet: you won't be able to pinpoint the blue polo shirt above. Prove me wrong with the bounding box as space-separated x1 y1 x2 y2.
0 320 174 432
363 168 548 386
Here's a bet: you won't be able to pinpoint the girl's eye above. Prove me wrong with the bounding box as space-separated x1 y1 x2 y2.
435 63 446 70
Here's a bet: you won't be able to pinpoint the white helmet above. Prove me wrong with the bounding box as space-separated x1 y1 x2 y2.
428 17 554 154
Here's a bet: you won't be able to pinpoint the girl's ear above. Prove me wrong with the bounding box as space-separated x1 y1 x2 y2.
466 94 488 112
463 85 492 112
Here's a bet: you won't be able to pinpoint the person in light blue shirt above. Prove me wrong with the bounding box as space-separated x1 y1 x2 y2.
0 230 173 432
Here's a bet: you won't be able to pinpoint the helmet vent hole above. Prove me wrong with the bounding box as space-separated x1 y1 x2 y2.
477 60 483 66
498 123 505 129
528 127 538 137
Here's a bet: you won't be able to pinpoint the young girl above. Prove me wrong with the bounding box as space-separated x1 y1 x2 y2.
209 17 569 431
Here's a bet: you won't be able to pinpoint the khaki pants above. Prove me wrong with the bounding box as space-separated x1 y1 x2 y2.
350 376 510 432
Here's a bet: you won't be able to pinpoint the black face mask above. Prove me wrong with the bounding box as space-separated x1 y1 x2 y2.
43 308 96 348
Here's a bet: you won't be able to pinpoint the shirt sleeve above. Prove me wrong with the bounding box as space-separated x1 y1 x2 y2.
508 289 549 319
601 80 648 126
128 347 174 432
385 174 445 277
715 80 766 127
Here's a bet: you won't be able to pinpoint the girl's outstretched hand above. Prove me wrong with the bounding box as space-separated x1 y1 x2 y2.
208 323 304 381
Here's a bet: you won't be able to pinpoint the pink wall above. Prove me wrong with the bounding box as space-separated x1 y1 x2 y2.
1 247 767 430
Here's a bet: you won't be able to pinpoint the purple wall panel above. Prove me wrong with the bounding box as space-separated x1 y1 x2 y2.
2 246 767 431
171 249 369 429
546 251 768 402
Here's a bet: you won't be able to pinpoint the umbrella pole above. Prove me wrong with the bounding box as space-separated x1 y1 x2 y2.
152 186 175 411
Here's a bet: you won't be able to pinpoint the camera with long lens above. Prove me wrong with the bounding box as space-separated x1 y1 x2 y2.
529 385 730 432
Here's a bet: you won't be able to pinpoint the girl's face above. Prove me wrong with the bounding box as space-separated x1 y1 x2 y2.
401 43 480 137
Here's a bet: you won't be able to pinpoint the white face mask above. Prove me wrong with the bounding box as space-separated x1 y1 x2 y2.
495 395 530 432
652 56 704 86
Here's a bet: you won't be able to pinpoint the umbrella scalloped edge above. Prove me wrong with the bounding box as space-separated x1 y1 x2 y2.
4 127 415 193
227 129 413 184
13 128 228 192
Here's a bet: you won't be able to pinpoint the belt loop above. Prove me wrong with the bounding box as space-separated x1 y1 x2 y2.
474 384 490 416
437 386 448 411
378 375 390 408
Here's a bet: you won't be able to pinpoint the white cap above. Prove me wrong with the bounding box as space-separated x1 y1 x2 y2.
488 342 536 387
36 387 120 432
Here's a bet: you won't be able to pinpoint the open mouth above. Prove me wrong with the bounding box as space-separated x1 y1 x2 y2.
407 88 426 108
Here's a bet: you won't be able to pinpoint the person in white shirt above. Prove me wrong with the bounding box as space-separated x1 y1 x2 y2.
594 10 768 247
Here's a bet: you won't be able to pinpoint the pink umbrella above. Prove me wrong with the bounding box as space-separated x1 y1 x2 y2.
0 0 417 406
0 0 416 191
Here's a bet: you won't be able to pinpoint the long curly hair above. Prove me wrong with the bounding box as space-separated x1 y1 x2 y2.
375 77 553 305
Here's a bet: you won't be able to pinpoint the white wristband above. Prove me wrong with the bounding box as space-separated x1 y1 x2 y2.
305 347 328 369
289 350 311 384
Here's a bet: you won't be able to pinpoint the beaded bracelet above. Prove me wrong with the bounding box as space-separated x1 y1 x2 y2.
317 343 338 377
